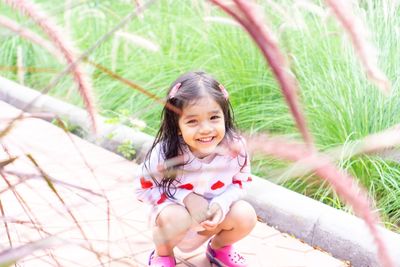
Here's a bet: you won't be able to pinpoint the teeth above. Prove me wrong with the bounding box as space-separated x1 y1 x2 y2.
198 137 213 142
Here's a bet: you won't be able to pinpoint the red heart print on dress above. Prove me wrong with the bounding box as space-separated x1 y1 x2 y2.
211 180 225 190
233 179 243 189
157 193 167 205
140 177 153 189
179 183 194 190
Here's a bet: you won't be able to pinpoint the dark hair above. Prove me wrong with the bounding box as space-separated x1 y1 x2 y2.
145 71 239 198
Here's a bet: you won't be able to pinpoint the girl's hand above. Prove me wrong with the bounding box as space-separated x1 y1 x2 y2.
200 203 223 231
183 192 209 224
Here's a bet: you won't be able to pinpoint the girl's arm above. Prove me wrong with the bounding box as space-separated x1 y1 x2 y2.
209 139 252 219
133 144 169 205
133 144 192 206
134 164 167 206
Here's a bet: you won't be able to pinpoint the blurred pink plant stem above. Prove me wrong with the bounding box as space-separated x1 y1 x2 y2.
0 15 64 62
325 0 391 93
270 124 400 182
0 17 179 116
2 0 156 135
210 0 394 266
4 0 98 131
246 134 394 267
210 0 313 146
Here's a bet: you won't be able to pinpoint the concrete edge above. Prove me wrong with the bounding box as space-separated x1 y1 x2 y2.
1 76 399 267
244 177 400 267
0 76 154 159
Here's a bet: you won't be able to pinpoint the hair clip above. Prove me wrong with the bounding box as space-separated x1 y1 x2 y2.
218 84 229 99
169 82 181 99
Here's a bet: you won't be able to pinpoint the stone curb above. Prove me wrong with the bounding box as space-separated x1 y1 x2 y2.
245 177 400 267
1 76 399 267
0 76 154 159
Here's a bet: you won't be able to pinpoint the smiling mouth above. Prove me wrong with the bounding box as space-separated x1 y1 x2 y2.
197 137 215 143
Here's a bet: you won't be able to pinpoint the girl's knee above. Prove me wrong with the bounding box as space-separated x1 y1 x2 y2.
156 204 192 230
229 200 257 229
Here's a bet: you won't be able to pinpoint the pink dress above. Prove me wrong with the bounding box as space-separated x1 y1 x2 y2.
133 137 252 251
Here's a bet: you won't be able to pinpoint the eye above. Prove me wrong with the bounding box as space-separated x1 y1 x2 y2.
186 119 197 125
210 115 220 120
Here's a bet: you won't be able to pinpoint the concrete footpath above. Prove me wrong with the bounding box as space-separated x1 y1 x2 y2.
2 76 400 266
0 100 349 266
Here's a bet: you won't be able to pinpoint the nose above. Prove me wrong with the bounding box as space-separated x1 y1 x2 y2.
199 121 213 134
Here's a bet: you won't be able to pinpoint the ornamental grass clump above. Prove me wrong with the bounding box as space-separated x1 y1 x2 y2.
4 0 97 131
211 0 394 266
0 0 397 266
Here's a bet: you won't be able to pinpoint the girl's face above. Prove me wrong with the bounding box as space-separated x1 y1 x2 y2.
178 96 226 158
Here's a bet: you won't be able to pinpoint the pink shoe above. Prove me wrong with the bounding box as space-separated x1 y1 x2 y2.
148 250 176 267
206 239 247 267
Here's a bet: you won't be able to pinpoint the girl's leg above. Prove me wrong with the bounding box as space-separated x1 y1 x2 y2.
153 204 192 256
200 200 257 249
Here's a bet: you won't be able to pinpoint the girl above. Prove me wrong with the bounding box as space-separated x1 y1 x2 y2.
134 71 257 267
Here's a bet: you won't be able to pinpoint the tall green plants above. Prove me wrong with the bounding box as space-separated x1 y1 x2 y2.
0 0 399 266
210 1 394 266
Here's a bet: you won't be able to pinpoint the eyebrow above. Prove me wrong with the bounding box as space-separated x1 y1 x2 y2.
183 110 221 119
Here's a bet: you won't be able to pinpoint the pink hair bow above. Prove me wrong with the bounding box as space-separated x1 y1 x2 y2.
219 84 229 99
169 82 181 99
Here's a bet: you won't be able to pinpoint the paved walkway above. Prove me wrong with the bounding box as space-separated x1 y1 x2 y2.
0 100 349 266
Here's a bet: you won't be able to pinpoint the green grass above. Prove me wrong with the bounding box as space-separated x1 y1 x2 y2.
1 0 399 232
